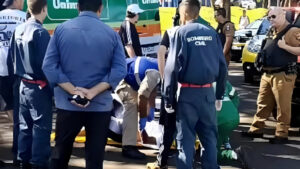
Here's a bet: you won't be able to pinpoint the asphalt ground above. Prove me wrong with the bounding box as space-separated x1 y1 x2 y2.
1 62 300 169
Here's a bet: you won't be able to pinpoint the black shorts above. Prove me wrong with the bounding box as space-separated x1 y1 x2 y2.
0 76 14 111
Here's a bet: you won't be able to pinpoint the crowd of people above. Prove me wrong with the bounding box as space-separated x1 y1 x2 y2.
0 0 300 169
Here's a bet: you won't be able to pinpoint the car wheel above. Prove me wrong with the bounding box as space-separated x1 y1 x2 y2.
244 71 254 83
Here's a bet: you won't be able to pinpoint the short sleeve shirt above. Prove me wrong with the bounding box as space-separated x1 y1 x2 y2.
0 9 26 76
222 22 235 37
284 27 300 47
118 20 143 57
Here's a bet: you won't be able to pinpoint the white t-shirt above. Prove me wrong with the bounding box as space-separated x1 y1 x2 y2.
239 16 249 30
0 9 26 76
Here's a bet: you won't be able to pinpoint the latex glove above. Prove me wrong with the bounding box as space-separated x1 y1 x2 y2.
147 107 155 122
139 118 147 131
215 100 222 111
165 105 175 114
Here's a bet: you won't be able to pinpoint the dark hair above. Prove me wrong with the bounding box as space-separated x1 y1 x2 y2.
216 8 226 18
27 0 47 15
126 11 137 18
78 0 102 12
180 0 200 19
26 10 31 19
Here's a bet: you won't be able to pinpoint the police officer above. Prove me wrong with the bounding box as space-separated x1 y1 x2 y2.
8 0 51 168
115 56 160 159
215 8 235 66
244 8 300 144
163 0 227 168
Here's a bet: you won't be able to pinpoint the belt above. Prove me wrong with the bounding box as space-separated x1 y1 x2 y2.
180 83 212 88
22 79 47 89
262 66 286 74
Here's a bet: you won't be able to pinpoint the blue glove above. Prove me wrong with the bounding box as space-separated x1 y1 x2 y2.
139 118 147 131
147 107 155 122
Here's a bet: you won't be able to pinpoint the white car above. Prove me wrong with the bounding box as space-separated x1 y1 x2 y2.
241 0 256 9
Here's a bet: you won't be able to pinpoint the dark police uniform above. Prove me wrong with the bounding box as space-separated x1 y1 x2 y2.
119 19 143 57
164 20 227 169
8 18 52 168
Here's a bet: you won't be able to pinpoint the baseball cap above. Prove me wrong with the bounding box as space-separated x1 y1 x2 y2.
2 0 13 7
127 4 144 14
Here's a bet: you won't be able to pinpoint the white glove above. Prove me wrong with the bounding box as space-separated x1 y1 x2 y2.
165 105 175 114
215 100 222 111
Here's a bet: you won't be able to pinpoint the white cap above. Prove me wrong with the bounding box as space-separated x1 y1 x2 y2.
127 4 145 14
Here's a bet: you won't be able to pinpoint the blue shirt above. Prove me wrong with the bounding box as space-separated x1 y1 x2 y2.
124 57 158 90
7 18 50 80
42 11 127 112
164 20 227 102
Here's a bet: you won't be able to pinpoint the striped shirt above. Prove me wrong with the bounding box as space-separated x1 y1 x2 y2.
118 19 142 57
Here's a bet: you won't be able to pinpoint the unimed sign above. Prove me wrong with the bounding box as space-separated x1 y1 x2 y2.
47 0 109 21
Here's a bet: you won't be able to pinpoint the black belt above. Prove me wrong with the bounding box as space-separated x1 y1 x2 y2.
262 68 284 74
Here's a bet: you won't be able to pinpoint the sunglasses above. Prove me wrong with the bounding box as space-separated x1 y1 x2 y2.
267 15 276 20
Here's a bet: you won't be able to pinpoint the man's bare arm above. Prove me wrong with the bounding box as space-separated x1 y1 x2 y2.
157 45 167 78
278 37 300 56
76 82 111 100
125 45 137 58
223 36 233 56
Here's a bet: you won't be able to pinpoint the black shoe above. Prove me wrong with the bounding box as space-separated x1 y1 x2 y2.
122 146 146 159
20 162 32 169
0 160 5 168
269 136 288 144
241 131 263 138
13 159 21 167
235 146 251 169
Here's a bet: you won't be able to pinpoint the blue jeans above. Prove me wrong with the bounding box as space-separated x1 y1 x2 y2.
18 81 52 167
176 88 220 169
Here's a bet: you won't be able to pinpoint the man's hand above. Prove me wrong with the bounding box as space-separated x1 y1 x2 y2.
70 92 90 108
278 36 287 49
165 105 175 113
215 100 223 111
138 94 148 118
75 87 96 100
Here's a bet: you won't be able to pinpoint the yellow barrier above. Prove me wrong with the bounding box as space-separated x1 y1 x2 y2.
159 6 268 35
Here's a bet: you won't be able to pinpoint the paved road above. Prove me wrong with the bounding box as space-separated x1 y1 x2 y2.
1 62 300 169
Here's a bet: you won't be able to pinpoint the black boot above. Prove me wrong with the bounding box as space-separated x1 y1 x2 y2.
31 165 49 169
122 145 146 159
0 160 5 168
20 162 31 169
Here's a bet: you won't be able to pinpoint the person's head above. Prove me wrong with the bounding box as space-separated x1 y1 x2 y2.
179 0 200 25
126 4 144 24
2 0 24 10
27 0 47 21
214 8 226 23
243 9 247 16
78 0 103 16
267 7 287 29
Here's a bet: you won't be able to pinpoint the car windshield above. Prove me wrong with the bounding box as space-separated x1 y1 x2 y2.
245 19 262 29
257 19 271 35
